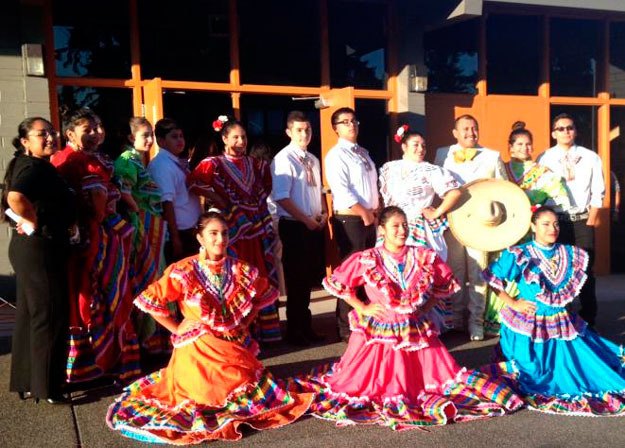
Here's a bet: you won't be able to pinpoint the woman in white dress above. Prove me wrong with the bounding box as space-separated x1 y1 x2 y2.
379 125 461 261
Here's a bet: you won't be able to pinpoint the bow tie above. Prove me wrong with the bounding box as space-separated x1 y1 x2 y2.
453 147 478 164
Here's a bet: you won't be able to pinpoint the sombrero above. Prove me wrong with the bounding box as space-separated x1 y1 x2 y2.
447 179 531 252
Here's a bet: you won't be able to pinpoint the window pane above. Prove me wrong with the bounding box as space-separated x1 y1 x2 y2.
162 90 232 163
57 86 133 159
53 0 130 78
609 22 625 99
487 15 542 95
610 106 625 271
329 1 388 89
139 0 230 82
549 105 598 151
354 99 389 168
550 18 603 97
240 95 321 160
239 0 320 86
425 19 479 94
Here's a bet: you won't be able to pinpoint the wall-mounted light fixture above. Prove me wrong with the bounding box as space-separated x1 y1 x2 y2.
21 44 45 77
408 64 428 93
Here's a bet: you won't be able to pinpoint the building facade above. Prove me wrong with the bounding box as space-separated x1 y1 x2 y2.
1 0 625 299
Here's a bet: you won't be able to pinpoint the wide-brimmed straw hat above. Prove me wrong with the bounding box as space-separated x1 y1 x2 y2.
447 179 531 252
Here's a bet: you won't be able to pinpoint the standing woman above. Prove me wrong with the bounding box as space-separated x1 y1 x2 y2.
483 122 571 335
115 117 168 353
379 126 461 261
483 206 625 415
52 108 138 383
2 117 76 403
188 118 281 342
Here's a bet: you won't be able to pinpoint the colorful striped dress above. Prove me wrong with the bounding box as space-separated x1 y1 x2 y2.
284 246 523 430
378 159 459 261
482 241 625 416
484 160 572 335
52 146 139 383
115 147 169 353
106 254 313 444
189 154 281 342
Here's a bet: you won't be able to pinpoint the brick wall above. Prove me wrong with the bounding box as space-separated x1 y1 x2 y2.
0 0 50 301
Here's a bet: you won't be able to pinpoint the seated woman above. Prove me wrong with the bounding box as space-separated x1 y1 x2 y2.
483 205 625 416
106 211 313 444
285 206 523 430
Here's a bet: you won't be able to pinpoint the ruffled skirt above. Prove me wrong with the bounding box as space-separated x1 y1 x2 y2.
283 332 522 430
107 333 313 444
484 324 625 416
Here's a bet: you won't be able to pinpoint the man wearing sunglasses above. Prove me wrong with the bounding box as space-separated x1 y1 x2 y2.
325 107 379 342
538 113 605 328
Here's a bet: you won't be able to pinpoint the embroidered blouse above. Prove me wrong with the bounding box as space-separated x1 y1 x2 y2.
114 146 162 215
483 241 589 342
323 246 460 351
506 160 570 210
135 255 279 355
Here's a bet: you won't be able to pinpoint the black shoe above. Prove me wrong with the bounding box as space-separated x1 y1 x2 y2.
45 394 70 405
339 334 350 343
18 391 32 400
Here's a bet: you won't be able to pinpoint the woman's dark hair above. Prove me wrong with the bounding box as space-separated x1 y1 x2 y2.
378 206 407 227
531 205 557 224
188 132 220 170
196 210 228 234
63 107 98 134
399 129 425 145
248 140 273 162
219 118 245 138
128 117 152 137
508 121 533 146
1 117 52 221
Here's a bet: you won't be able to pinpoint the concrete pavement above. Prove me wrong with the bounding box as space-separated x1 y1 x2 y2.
0 276 624 448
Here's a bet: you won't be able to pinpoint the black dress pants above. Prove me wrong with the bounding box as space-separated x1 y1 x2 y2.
279 218 325 336
330 215 376 339
9 233 69 399
557 219 597 325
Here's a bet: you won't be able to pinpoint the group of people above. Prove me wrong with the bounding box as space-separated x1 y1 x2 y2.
2 105 624 444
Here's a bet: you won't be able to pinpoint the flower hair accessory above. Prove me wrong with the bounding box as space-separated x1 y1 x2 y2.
530 204 541 213
212 115 229 132
394 124 409 143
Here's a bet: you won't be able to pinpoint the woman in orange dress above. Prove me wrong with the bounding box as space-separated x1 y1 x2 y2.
106 211 313 444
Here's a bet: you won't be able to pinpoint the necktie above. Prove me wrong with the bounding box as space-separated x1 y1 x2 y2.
562 150 580 181
352 145 372 171
298 153 316 186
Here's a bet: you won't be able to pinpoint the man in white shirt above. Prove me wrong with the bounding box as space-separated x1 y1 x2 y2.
538 113 605 327
148 118 202 263
325 107 379 342
271 111 328 346
434 115 506 341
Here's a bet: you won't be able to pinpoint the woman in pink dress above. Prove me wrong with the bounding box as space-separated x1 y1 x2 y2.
286 206 523 430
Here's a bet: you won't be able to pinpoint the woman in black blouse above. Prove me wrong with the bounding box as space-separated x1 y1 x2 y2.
1 117 76 404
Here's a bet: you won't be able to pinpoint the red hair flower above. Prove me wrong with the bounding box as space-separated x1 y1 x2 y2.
394 124 409 143
212 115 228 132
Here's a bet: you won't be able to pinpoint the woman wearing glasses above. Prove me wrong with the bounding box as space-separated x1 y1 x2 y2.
1 117 76 404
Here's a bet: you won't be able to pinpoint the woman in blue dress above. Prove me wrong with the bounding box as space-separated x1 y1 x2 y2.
483 205 625 416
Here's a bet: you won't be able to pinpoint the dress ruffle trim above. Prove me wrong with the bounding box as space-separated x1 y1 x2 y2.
282 364 522 431
107 369 314 444
480 361 625 417
348 311 438 351
500 307 588 342
486 244 588 308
